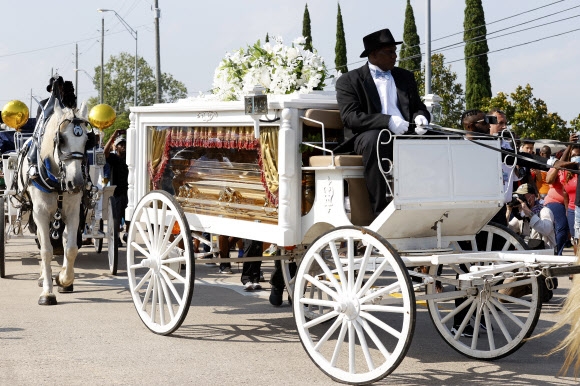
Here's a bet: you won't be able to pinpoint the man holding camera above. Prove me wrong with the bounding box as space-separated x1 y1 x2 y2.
507 183 556 250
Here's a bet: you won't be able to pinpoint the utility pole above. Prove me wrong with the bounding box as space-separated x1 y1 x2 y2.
154 1 162 103
75 43 79 97
100 18 104 104
425 0 431 95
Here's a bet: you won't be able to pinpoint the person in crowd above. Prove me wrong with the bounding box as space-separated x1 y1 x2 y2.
217 236 263 291
507 183 556 250
104 130 129 243
545 155 570 256
488 108 507 136
335 28 430 217
534 145 552 199
520 139 535 155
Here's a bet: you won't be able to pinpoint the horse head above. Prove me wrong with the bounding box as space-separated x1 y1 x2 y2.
40 101 89 193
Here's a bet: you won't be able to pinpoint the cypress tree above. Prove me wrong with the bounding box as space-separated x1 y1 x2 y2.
464 0 492 110
335 3 348 73
265 33 269 43
303 4 313 51
399 0 421 73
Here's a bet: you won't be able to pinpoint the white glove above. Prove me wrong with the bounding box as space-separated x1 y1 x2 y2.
414 115 429 135
388 115 409 135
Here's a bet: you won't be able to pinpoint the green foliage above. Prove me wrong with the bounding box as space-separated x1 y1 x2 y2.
302 4 313 51
416 54 465 128
464 0 492 110
480 84 569 141
334 3 348 73
89 52 187 122
399 0 421 72
570 114 580 133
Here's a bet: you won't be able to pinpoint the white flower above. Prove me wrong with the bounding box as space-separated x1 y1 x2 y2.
212 37 327 101
293 36 306 46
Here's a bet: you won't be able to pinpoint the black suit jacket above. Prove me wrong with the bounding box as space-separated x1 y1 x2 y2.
335 64 430 151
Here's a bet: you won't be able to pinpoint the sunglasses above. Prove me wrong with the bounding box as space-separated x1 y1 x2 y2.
476 115 498 124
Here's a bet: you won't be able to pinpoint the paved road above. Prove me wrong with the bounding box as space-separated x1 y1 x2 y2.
0 234 578 385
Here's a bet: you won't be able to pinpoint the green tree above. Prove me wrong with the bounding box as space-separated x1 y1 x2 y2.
480 84 569 141
570 114 580 134
399 0 421 73
302 4 313 51
265 32 269 43
334 3 348 73
464 0 492 110
416 54 465 128
90 52 187 137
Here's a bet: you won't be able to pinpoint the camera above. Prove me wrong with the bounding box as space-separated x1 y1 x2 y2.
507 195 521 207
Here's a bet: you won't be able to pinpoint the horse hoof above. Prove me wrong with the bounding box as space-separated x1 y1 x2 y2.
58 284 73 293
38 294 57 306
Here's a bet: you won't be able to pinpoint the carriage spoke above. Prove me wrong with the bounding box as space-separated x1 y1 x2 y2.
160 265 186 284
357 256 393 298
360 317 391 359
347 237 355 292
159 215 177 253
162 255 187 266
489 297 525 328
313 316 344 351
160 270 184 306
348 321 355 373
142 207 156 249
142 276 154 312
452 301 477 341
299 298 336 308
304 274 339 300
359 282 399 304
330 319 348 367
440 297 474 324
484 305 495 350
303 311 340 329
156 276 165 326
360 311 402 340
313 253 344 297
354 246 372 293
135 222 153 253
329 242 348 294
134 269 153 292
159 274 175 322
131 242 152 262
486 232 493 251
150 276 158 324
157 202 168 251
471 307 484 350
488 301 513 343
158 235 183 260
353 319 375 371
360 304 406 313
491 292 533 307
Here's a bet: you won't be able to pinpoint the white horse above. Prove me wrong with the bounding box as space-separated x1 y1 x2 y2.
19 101 89 305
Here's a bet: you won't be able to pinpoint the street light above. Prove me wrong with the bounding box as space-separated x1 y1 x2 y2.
74 68 95 82
97 8 138 107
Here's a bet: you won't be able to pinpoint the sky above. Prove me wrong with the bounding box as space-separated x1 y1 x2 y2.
1 0 579 123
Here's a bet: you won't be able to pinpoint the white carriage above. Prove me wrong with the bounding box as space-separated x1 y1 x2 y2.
124 92 575 384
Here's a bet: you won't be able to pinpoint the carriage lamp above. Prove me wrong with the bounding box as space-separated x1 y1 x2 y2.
244 85 268 138
424 93 443 124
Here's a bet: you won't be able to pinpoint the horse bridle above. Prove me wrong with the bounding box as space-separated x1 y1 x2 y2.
51 116 89 192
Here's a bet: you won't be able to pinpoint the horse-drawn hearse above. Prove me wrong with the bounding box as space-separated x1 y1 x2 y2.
2 88 579 384
119 91 578 384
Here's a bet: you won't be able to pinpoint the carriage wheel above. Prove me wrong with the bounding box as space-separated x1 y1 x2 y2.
107 197 119 275
0 197 5 278
293 226 415 384
426 222 541 360
93 218 103 254
127 190 195 335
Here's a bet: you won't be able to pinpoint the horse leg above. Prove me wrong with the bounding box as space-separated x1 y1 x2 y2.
56 194 82 292
37 218 57 305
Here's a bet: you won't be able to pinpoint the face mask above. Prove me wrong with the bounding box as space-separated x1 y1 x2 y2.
572 156 580 164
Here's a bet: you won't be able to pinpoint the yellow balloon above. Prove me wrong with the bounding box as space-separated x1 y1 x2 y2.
89 104 116 130
1 100 29 131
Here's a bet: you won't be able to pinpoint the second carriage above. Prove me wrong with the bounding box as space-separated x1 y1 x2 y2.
123 92 575 384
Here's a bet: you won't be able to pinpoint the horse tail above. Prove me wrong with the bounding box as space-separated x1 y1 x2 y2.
540 253 580 376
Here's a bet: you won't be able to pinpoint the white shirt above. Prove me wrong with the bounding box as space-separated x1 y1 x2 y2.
368 63 403 119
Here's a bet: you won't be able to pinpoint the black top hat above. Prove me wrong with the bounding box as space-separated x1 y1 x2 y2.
46 76 64 93
360 28 403 58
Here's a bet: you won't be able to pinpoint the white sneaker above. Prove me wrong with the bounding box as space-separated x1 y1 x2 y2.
244 282 254 291
252 282 262 290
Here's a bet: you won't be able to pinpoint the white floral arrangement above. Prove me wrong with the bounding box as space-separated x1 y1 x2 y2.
211 36 327 101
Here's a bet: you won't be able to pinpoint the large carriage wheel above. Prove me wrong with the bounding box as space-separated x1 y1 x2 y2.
93 218 104 253
127 190 195 335
0 196 5 278
426 222 541 360
107 196 119 275
293 226 415 385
